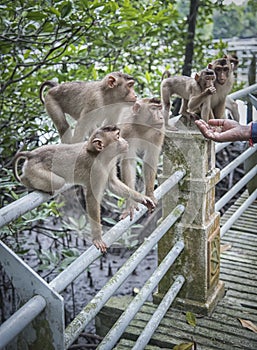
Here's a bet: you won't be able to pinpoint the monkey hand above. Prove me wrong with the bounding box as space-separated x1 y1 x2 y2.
141 196 156 214
206 86 216 95
93 238 108 254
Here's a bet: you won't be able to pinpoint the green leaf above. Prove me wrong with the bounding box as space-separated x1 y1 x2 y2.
60 1 73 18
102 217 117 225
48 7 61 17
145 71 151 83
173 343 194 350
186 311 196 327
25 11 47 20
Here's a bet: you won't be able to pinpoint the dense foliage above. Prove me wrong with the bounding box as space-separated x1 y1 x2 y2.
0 0 224 174
213 0 257 39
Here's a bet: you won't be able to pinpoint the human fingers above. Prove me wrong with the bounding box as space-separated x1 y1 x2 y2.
195 120 211 134
208 119 224 127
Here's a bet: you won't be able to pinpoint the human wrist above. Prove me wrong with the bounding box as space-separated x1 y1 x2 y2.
240 124 252 141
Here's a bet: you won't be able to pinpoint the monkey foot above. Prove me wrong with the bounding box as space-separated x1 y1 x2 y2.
93 239 108 254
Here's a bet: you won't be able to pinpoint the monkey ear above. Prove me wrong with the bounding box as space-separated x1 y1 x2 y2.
92 138 104 152
195 73 200 81
207 63 213 69
132 102 141 114
87 138 104 152
108 75 117 88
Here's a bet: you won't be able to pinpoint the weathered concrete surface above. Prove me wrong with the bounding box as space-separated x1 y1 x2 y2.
156 126 224 315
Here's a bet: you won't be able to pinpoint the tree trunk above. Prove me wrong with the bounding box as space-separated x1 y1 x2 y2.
182 0 200 77
173 0 200 116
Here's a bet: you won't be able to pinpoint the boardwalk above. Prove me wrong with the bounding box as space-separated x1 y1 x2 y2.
97 192 257 349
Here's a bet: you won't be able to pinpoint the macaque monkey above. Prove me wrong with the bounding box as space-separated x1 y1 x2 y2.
13 126 155 253
187 69 216 121
119 98 165 219
225 54 239 72
39 72 137 143
161 68 216 126
224 54 240 122
208 57 235 119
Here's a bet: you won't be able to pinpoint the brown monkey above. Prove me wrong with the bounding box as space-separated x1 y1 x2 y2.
208 57 234 119
13 125 155 253
161 68 216 126
39 72 137 143
187 69 216 121
224 54 240 122
119 98 165 219
224 54 239 72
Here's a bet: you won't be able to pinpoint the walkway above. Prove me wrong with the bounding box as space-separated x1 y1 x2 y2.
97 191 257 349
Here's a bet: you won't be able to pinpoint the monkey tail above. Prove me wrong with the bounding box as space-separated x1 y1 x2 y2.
39 81 58 104
161 70 172 80
12 152 30 183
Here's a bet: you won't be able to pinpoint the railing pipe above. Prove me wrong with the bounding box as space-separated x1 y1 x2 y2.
228 83 257 100
219 146 257 181
64 205 185 348
131 275 185 350
0 295 46 349
96 240 185 350
215 165 257 211
220 187 257 238
50 169 186 294
0 185 71 228
215 142 232 154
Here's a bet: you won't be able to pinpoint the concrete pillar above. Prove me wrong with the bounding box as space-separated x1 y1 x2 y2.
155 121 224 315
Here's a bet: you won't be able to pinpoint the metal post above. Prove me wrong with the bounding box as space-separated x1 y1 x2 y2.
0 242 64 350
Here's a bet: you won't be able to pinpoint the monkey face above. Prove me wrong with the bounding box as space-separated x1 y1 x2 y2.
100 128 129 157
212 59 231 85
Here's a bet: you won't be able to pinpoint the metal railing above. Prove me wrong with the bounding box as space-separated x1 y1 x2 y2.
0 170 186 349
215 83 257 237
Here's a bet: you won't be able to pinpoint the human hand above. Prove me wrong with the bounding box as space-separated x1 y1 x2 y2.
195 119 251 142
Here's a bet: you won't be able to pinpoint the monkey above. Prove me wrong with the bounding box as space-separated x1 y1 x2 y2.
39 72 137 143
13 125 155 253
224 54 239 72
224 54 240 122
119 98 165 219
208 57 235 119
161 68 216 127
187 69 216 121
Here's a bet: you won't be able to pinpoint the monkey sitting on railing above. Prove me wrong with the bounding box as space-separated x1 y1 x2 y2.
13 125 155 253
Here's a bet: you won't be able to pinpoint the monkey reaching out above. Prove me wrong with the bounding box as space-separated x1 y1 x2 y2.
161 68 216 127
40 72 137 143
13 126 155 253
120 98 165 219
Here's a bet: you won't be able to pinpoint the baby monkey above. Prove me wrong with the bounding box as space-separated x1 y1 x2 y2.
13 125 155 253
